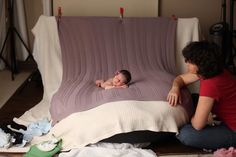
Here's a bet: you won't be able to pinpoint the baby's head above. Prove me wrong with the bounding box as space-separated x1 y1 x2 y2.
112 70 132 87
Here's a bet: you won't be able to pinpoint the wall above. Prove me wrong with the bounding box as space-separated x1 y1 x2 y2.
159 0 222 39
24 0 43 50
53 0 159 17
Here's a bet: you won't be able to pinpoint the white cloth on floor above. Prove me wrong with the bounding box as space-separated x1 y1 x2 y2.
58 142 157 157
0 128 11 148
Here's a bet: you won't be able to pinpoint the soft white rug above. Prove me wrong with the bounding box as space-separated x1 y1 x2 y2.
0 69 31 109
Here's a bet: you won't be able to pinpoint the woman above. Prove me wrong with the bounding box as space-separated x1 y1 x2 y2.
167 41 236 150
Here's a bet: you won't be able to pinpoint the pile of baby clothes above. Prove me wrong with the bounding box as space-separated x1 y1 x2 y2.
24 136 62 157
0 118 51 148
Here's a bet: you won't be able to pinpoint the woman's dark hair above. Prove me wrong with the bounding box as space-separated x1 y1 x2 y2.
182 41 224 79
119 70 132 84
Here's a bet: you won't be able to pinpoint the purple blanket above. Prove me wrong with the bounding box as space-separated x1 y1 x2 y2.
50 17 193 124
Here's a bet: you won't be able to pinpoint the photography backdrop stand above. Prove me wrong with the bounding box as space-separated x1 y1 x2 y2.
210 0 236 73
0 0 34 80
224 0 236 72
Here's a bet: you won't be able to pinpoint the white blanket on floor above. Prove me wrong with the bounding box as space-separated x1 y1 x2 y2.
58 143 156 157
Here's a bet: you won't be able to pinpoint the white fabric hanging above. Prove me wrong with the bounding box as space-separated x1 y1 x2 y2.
0 0 6 70
42 0 52 16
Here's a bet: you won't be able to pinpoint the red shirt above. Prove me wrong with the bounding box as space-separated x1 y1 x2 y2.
200 70 236 131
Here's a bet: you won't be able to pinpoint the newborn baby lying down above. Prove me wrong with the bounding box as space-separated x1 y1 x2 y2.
95 70 131 90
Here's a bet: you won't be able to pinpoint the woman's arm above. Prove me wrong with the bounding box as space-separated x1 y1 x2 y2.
191 96 214 130
167 73 199 106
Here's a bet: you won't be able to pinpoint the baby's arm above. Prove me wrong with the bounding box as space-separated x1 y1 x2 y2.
104 85 115 90
105 83 129 89
101 78 113 89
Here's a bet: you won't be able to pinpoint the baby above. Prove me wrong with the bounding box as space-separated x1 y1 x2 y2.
95 70 132 90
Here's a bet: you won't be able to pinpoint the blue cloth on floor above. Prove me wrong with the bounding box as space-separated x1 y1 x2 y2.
22 118 52 142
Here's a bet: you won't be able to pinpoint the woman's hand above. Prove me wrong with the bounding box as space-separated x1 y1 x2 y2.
167 73 199 106
167 86 182 106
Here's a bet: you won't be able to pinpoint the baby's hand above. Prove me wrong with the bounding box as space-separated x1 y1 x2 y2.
105 85 128 90
95 80 104 87
105 86 115 90
120 84 128 88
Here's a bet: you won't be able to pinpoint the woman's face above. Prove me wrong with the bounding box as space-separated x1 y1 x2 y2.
186 62 198 74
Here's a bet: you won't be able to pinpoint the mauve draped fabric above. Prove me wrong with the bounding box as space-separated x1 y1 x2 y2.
50 17 193 124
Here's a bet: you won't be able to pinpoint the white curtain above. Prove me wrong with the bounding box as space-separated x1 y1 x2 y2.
42 0 52 16
14 0 30 60
0 0 30 68
0 0 6 70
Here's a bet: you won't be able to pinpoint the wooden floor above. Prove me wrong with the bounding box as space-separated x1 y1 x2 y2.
0 71 43 125
0 70 210 156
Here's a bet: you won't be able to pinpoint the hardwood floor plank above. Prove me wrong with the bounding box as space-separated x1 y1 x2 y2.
0 70 43 124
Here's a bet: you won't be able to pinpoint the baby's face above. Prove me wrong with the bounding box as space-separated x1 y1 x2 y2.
112 73 126 87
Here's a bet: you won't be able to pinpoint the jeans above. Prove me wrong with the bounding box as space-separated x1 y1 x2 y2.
176 123 236 150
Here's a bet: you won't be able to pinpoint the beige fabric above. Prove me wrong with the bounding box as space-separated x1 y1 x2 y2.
51 100 188 150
